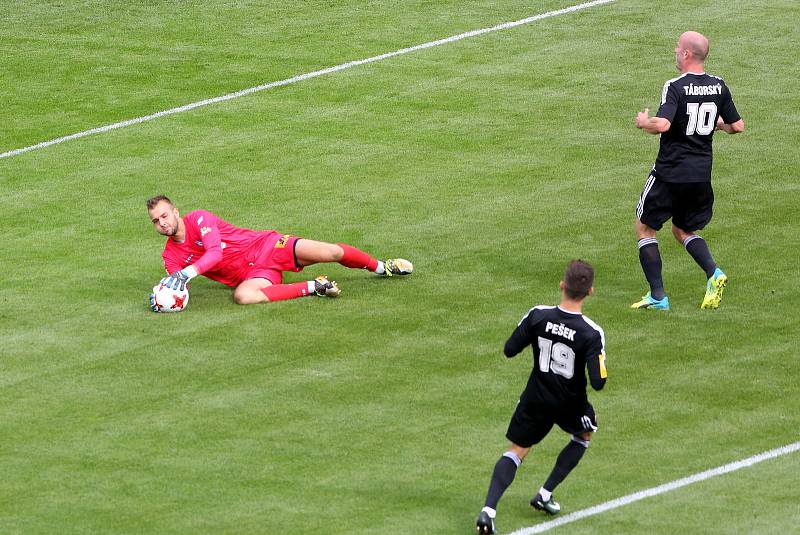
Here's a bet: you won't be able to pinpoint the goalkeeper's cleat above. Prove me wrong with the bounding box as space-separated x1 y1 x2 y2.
475 510 496 534
314 276 341 297
700 268 727 309
531 494 561 516
382 258 413 277
630 292 670 311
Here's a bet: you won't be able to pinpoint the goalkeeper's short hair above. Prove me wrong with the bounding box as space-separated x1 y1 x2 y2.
146 195 173 210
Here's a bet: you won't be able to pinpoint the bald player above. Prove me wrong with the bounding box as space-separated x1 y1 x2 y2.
632 31 744 311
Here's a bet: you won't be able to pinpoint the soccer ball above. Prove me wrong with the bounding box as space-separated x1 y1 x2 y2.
151 282 189 313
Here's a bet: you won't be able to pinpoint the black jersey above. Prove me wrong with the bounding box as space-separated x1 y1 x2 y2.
652 72 741 183
504 305 606 408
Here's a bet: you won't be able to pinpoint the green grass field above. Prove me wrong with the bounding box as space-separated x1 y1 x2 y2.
2 1 799 533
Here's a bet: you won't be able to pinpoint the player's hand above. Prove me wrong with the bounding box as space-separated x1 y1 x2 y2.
161 269 192 291
635 108 650 129
148 293 159 313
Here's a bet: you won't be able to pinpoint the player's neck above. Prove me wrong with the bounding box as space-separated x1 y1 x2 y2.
558 298 583 314
681 62 704 74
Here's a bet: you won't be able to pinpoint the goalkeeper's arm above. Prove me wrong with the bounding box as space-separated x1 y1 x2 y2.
161 226 225 289
162 265 198 291
162 245 223 290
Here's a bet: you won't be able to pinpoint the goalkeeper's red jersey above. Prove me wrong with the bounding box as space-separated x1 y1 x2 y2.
161 210 282 288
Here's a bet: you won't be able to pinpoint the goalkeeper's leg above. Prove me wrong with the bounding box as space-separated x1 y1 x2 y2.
295 240 378 271
295 240 411 276
233 277 339 304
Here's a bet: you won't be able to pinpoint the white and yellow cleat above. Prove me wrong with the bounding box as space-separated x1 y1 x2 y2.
382 258 413 276
700 268 727 309
314 275 341 297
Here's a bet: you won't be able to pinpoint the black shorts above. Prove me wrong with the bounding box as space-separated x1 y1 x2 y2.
506 400 598 448
636 175 714 232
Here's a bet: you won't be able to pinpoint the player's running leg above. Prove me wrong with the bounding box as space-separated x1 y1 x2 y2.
295 240 413 276
631 220 670 310
700 268 727 309
476 444 529 534
233 277 339 304
674 228 727 309
531 434 590 516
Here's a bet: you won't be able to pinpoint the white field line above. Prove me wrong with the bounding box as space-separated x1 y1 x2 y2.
0 0 615 160
508 440 800 535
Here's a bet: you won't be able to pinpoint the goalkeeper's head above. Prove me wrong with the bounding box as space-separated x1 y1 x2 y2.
147 195 181 237
562 259 594 301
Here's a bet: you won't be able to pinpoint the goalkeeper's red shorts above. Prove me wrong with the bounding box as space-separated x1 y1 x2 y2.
243 234 303 285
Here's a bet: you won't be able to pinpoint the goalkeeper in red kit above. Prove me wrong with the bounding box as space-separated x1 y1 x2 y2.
146 195 412 310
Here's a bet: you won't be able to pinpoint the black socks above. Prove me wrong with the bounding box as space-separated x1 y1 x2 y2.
683 235 717 278
542 438 588 493
638 238 666 299
484 452 521 509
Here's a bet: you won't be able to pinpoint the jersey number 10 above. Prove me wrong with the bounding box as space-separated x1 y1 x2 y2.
537 336 576 379
685 102 718 135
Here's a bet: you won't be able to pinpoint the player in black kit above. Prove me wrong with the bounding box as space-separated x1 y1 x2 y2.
476 260 607 534
632 31 744 311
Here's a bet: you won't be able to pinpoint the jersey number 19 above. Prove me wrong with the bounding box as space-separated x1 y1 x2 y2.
537 336 575 379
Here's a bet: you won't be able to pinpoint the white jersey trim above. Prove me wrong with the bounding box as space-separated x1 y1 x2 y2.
581 314 607 354
661 74 687 105
637 174 656 219
517 305 556 326
662 72 725 104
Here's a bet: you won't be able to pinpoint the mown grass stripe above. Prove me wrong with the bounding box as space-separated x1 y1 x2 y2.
0 0 614 160
509 441 800 534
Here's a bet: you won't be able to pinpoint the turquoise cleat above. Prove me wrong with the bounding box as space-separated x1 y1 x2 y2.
630 292 670 310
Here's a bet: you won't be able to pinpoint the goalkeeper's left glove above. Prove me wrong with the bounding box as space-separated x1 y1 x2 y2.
149 293 158 312
161 266 197 291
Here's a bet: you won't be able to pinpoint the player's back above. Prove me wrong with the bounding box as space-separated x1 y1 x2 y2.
506 305 605 408
654 72 739 183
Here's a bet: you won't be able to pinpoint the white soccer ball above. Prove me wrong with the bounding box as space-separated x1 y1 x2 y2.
151 282 189 313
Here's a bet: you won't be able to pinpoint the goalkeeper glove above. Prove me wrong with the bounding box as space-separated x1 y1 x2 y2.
149 293 159 312
161 267 197 291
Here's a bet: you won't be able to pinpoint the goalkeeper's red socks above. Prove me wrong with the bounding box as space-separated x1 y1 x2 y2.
337 243 381 272
260 282 314 302
260 244 383 302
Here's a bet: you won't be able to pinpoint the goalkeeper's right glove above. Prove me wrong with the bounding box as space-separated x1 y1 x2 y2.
161 267 196 292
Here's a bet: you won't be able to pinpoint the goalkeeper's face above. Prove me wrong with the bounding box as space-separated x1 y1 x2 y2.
149 200 180 237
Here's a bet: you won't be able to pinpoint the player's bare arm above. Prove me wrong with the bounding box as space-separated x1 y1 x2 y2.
635 107 671 134
716 116 745 134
